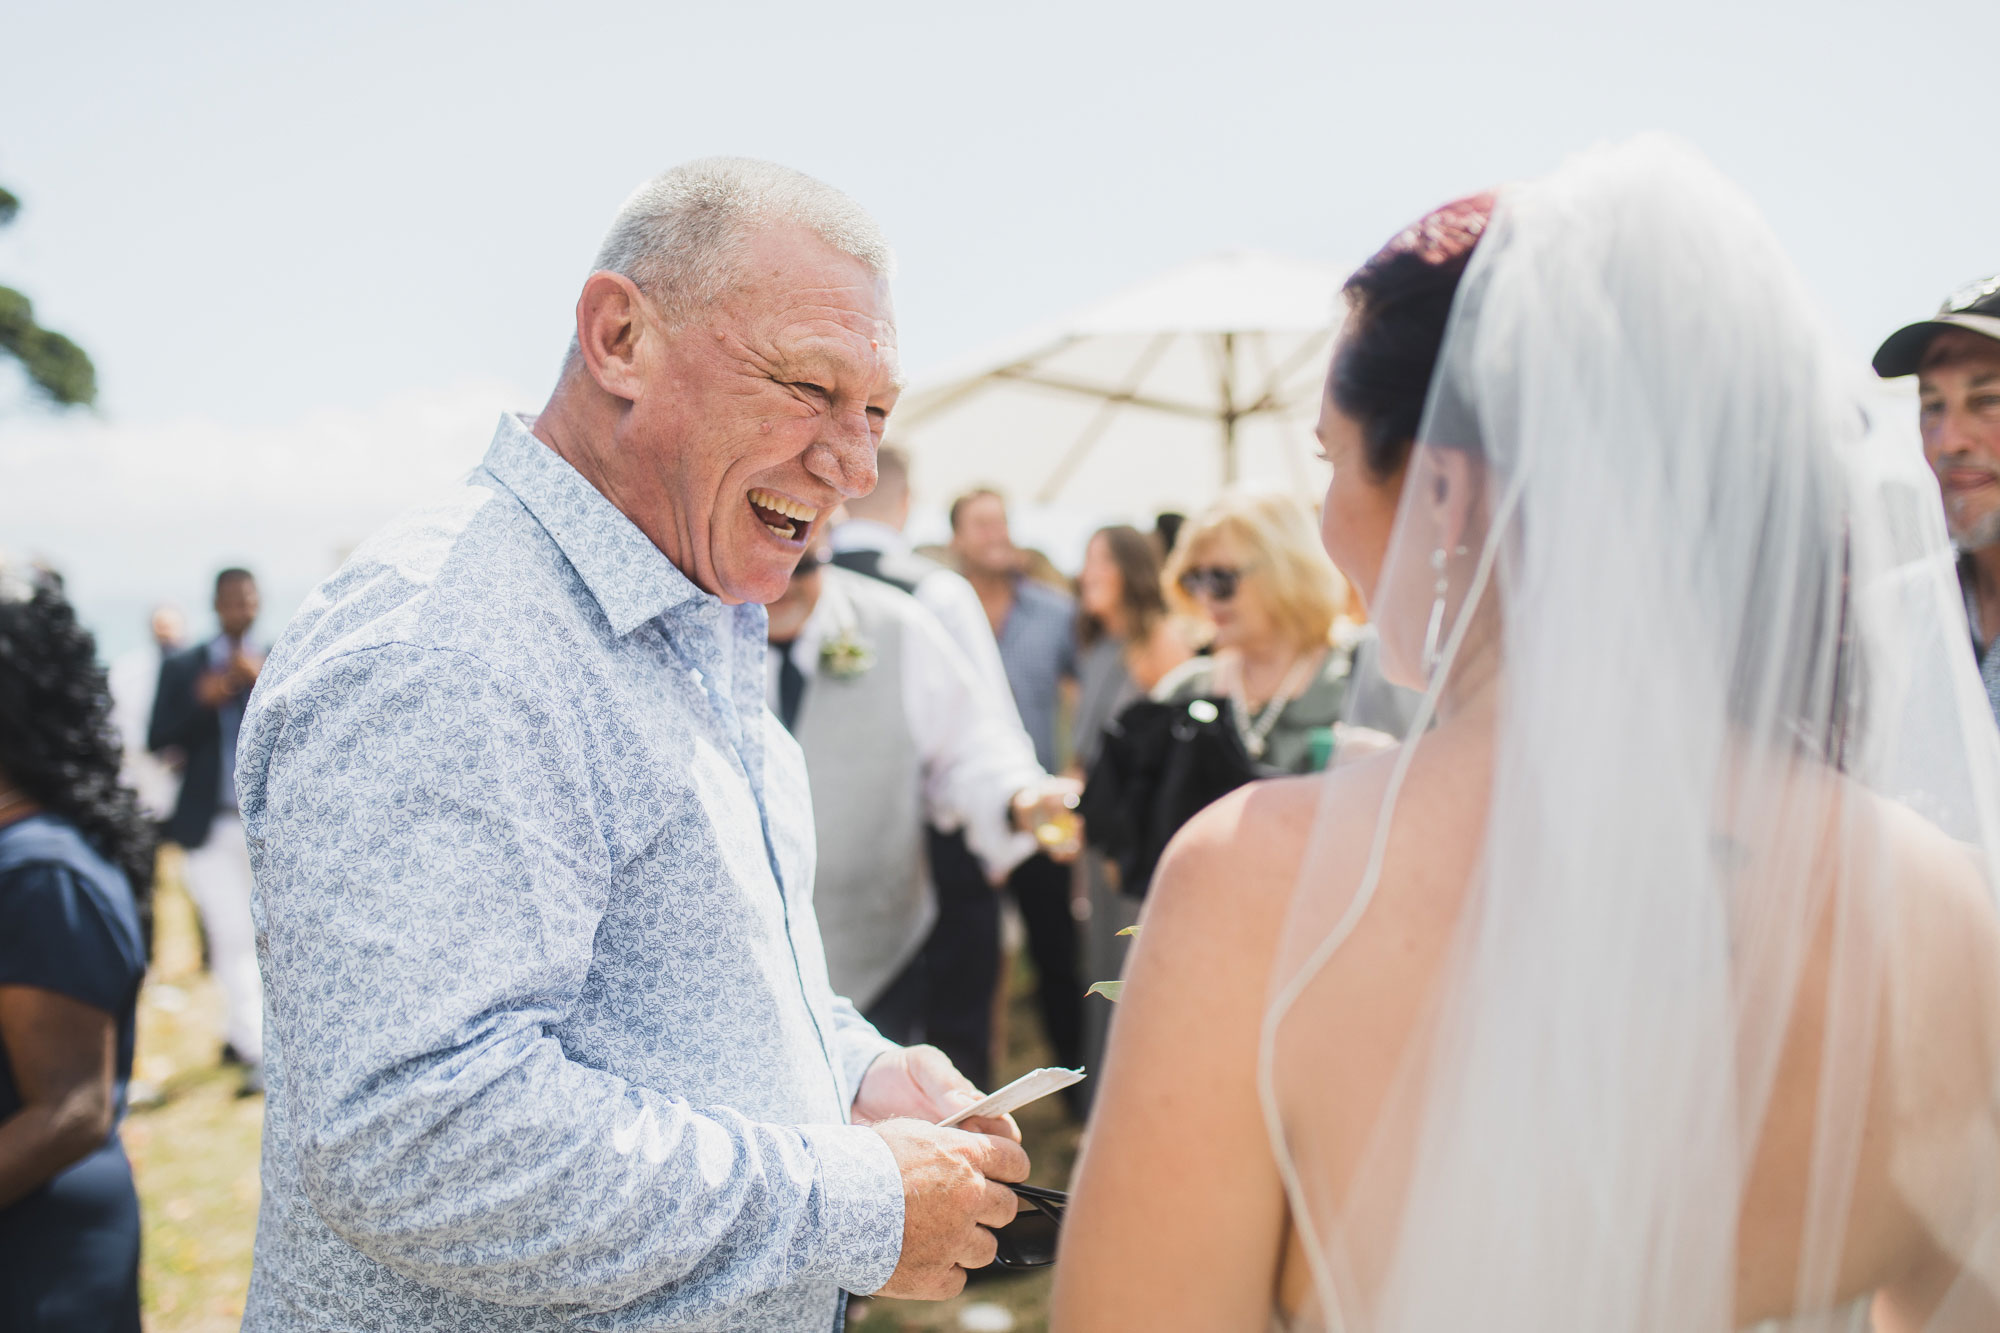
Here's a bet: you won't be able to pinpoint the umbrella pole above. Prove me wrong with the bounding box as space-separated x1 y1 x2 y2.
1220 331 1240 485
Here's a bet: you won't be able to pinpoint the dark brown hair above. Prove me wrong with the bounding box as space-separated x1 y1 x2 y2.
1077 525 1169 649
1331 193 1497 480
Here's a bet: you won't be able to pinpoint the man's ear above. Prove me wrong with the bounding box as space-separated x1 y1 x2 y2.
574 272 653 403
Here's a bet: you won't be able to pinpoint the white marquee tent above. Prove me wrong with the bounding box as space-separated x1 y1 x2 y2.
894 250 1351 524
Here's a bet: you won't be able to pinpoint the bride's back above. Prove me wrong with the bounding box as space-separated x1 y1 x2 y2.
1255 137 2000 1332
1265 732 2000 1329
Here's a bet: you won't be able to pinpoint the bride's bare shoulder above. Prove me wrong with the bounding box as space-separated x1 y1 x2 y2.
1867 785 2000 1080
1847 784 2000 1011
1143 738 1474 956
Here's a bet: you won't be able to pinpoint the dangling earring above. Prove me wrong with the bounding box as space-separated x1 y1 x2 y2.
1422 546 1468 679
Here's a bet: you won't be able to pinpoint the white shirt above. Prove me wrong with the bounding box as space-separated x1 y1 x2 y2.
108 641 181 820
829 518 1016 706
769 567 1044 880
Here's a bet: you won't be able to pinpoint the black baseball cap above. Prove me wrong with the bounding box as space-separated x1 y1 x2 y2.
1874 273 2000 377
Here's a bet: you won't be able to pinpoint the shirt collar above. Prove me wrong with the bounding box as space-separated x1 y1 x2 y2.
480 413 712 637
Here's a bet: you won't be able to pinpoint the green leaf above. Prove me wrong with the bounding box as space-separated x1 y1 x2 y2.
1085 981 1124 1003
0 187 98 409
1115 925 1141 937
0 287 95 407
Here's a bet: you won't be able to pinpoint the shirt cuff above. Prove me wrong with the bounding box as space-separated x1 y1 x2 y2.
796 1121 905 1295
984 828 1040 882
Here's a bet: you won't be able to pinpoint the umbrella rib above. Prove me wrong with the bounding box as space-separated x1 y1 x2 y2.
1236 328 1337 416
994 332 1333 421
1032 331 1178 504
891 335 1081 428
989 364 1216 421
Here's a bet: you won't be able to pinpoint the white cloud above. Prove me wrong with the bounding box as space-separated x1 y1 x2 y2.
2 379 535 655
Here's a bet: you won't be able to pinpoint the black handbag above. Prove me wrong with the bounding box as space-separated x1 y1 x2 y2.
1077 695 1261 900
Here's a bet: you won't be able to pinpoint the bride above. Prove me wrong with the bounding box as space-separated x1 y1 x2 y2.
1053 138 2000 1332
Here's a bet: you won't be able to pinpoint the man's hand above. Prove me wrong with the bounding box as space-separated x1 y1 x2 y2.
229 647 263 692
867 1119 1028 1300
193 650 262 710
1009 775 1085 863
854 1044 1019 1141
194 669 235 709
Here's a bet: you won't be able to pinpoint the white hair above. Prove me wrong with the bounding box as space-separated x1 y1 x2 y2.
582 157 893 340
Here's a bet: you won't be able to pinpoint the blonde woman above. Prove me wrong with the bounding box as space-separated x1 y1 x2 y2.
1156 489 1369 775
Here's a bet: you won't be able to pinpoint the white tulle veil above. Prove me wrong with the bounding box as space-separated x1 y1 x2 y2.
1261 137 2000 1332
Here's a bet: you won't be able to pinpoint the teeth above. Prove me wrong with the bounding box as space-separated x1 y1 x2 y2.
764 522 796 539
748 489 818 523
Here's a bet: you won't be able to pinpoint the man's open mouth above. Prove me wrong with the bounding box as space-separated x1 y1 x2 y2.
748 488 818 542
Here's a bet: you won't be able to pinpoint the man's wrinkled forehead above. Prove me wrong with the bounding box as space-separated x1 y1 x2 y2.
741 269 902 393
779 311 903 395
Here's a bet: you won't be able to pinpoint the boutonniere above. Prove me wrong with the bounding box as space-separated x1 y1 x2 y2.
819 628 875 680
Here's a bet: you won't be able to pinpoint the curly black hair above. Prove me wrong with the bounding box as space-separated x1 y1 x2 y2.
0 567 156 932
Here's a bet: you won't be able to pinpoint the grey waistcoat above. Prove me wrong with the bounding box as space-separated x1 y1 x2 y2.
794 575 930 1010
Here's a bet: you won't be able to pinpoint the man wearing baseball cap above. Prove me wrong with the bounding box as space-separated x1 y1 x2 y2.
1875 273 2000 725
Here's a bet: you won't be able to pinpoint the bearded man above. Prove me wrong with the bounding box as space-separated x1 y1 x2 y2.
1876 273 2000 725
237 159 1027 1332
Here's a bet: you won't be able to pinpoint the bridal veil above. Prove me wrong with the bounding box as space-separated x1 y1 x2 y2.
1261 138 2000 1331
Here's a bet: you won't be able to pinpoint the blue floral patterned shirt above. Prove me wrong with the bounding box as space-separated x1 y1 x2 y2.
236 413 905 1332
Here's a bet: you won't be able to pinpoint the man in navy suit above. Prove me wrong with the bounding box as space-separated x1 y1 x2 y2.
150 567 266 1093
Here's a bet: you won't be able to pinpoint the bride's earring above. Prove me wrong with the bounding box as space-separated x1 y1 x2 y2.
1421 546 1468 679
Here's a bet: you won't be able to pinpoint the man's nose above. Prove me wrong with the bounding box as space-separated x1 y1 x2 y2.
804 409 878 499
1932 403 1992 463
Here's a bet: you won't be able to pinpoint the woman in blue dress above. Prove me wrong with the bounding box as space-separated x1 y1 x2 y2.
0 562 152 1331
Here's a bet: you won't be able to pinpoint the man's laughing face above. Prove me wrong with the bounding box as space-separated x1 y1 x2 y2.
617 224 901 605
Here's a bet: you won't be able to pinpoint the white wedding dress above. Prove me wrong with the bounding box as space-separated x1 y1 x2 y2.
1260 138 2000 1333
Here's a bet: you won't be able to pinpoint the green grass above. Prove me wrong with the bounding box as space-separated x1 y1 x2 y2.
126 855 265 1333
128 864 1080 1333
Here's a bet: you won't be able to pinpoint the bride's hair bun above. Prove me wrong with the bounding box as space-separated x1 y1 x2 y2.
1331 193 1496 480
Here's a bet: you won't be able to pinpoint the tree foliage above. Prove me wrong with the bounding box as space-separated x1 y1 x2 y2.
0 185 97 408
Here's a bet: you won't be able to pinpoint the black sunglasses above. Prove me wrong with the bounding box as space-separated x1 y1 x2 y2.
1177 564 1254 602
991 1183 1066 1269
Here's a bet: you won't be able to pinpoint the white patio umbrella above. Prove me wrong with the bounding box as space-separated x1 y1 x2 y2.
893 250 1349 523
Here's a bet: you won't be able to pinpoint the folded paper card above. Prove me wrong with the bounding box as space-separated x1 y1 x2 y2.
938 1066 1085 1128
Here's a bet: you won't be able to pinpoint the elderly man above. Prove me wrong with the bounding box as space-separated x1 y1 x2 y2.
1875 273 2000 725
238 160 1027 1332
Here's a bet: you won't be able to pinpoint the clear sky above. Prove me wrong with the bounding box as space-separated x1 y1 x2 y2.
3 0 1993 653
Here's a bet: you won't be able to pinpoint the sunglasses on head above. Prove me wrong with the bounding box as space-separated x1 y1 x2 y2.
990 1183 1066 1270
1177 564 1254 602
